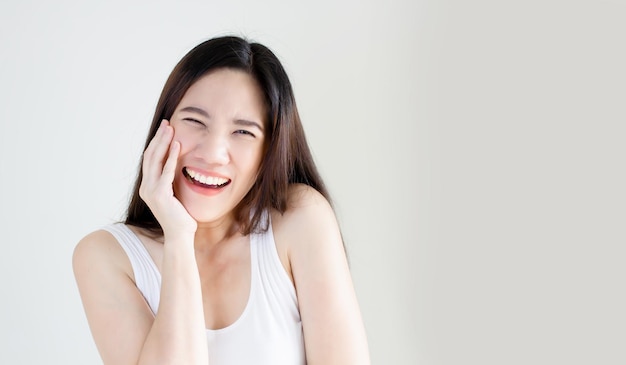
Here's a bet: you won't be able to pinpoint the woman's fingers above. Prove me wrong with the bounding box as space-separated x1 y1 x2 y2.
142 120 173 182
140 120 177 201
162 140 181 185
138 122 196 235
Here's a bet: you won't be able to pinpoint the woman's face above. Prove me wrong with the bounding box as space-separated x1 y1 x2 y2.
169 68 266 225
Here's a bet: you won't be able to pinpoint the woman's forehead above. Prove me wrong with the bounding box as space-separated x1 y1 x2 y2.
178 69 267 123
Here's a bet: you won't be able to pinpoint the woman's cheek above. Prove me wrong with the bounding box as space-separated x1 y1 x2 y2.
171 127 189 155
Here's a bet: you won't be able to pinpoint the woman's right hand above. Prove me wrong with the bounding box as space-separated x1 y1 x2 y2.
139 120 197 240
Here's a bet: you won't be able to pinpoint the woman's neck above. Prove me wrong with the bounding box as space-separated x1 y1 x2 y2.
193 215 239 252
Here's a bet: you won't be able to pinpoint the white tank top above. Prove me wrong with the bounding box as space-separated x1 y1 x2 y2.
103 220 306 365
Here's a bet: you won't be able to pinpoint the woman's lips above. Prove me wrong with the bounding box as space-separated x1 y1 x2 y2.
182 167 231 189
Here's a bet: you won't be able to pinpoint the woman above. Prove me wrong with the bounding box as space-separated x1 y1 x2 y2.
73 36 370 364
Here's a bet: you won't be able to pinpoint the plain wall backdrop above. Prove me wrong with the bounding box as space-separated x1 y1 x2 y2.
0 0 624 364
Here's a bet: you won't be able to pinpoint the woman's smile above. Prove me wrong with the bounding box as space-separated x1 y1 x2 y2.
181 166 232 197
183 167 231 188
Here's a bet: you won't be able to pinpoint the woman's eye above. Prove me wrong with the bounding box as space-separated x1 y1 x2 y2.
234 130 255 137
183 118 205 126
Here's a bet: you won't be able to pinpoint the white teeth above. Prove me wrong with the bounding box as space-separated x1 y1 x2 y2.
186 168 229 186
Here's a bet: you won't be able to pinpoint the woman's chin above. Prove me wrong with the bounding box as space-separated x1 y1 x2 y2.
185 207 234 227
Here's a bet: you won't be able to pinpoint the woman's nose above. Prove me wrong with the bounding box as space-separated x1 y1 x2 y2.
193 134 229 165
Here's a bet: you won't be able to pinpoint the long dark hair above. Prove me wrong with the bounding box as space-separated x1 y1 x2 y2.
125 36 330 236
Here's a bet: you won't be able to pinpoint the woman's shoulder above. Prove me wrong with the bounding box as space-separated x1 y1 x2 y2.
74 228 121 260
269 184 342 285
287 183 333 212
272 183 335 228
271 183 340 249
72 226 134 280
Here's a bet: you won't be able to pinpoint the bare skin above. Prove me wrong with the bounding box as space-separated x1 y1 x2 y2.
73 69 370 365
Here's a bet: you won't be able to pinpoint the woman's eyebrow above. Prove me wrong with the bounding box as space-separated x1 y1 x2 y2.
234 119 264 132
180 106 210 118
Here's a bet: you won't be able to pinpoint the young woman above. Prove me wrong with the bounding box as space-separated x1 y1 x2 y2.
73 36 370 364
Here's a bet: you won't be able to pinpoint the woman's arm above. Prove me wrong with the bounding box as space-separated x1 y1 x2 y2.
73 121 208 364
276 184 371 365
73 230 207 365
73 230 155 364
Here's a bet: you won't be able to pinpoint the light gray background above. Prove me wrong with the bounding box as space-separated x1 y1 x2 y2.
0 0 624 364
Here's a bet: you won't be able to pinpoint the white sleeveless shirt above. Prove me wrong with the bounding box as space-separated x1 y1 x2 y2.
103 221 306 365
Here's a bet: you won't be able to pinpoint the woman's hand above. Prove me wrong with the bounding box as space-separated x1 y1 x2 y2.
139 120 197 240
75 120 207 364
